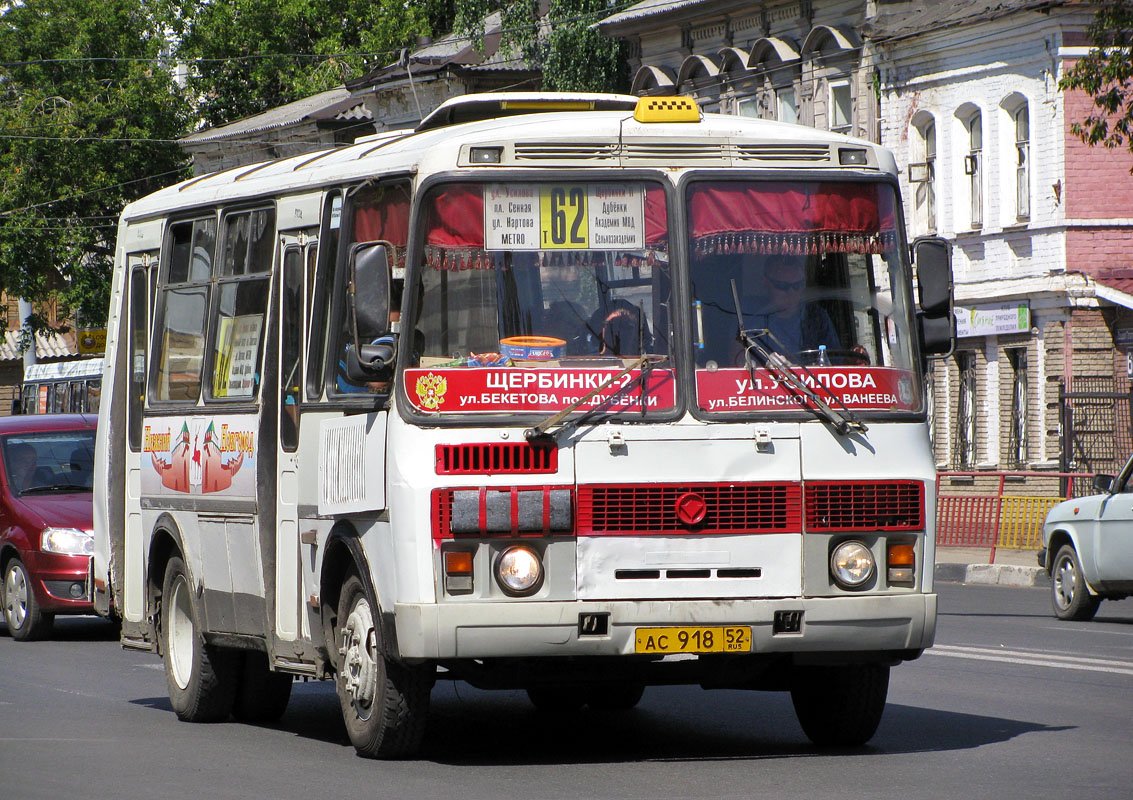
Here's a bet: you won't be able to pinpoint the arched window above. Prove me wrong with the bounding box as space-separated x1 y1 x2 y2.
910 112 937 234
1000 95 1031 221
747 37 800 124
956 105 983 229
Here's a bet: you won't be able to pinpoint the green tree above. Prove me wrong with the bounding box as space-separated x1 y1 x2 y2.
454 0 627 93
163 0 453 127
1059 0 1133 156
0 0 190 329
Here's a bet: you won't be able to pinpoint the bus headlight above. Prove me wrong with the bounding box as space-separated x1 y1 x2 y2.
494 546 544 596
41 528 94 556
830 540 874 589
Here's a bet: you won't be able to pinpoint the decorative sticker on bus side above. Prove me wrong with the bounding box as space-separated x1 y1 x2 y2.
404 367 676 414
141 415 257 496
696 368 916 413
484 183 645 251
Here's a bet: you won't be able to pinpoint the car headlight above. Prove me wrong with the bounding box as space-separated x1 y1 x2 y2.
494 546 544 596
41 527 94 556
830 540 875 589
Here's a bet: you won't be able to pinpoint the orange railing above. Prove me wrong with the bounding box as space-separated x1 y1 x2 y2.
935 471 1090 562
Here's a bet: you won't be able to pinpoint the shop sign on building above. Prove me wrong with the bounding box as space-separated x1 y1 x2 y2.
954 302 1030 338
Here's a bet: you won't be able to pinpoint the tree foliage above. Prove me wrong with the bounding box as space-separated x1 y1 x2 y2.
1059 0 1133 155
454 0 627 93
162 0 453 127
0 0 190 328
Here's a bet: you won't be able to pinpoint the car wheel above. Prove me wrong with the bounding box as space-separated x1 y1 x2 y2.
233 651 293 723
1051 544 1101 621
335 572 431 758
790 663 889 747
3 557 54 641
161 555 238 721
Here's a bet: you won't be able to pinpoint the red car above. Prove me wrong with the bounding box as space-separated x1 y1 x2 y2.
0 413 97 640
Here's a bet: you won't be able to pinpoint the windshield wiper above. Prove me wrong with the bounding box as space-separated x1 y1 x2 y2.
730 279 867 437
21 483 91 494
524 353 667 441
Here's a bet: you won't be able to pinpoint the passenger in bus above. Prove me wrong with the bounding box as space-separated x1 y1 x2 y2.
746 254 840 359
587 299 653 356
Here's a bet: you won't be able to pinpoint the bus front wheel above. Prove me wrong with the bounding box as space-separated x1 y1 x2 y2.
161 555 238 722
334 572 430 758
790 663 889 747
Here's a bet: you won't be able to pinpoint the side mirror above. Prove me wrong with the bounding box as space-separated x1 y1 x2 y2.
1092 473 1115 494
913 236 954 358
344 336 397 382
349 241 392 344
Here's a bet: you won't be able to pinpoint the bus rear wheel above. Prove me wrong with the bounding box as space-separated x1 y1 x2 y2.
161 555 238 722
790 663 889 747
335 573 430 758
233 651 293 723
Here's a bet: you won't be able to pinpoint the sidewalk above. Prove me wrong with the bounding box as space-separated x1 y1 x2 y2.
934 546 1049 587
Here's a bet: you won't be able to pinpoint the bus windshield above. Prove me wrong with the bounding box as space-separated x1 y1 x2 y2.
687 179 921 417
404 180 675 417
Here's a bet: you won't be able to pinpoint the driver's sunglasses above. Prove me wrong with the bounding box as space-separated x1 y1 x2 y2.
768 277 805 291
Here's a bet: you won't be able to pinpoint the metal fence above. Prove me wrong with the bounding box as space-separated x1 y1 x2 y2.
935 471 1090 561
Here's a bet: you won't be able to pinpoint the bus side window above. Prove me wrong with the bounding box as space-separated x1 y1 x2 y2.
306 192 340 401
208 207 274 401
152 218 216 404
280 245 303 450
128 262 150 448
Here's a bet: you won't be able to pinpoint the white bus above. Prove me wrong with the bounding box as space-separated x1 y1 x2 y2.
17 358 103 415
93 93 953 758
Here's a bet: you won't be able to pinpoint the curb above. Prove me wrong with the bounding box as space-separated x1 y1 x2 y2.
934 562 1050 588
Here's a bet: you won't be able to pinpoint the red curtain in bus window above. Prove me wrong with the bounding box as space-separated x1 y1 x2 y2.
688 181 897 255
353 185 411 270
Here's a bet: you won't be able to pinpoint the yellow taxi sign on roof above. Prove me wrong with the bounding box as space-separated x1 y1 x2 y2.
634 96 701 123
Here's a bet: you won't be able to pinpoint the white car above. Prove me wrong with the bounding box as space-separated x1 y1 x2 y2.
1041 455 1133 620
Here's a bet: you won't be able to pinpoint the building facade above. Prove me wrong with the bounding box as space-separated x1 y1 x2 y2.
597 0 1133 478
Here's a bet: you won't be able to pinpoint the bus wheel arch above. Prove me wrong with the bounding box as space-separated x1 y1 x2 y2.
318 523 368 673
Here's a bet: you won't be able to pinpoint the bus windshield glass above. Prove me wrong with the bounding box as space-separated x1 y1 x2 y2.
404 180 675 417
686 179 921 417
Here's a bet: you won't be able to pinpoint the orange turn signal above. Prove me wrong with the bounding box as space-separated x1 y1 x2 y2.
444 551 473 575
887 542 915 566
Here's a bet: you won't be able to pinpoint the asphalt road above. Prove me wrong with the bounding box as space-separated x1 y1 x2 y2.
2 583 1130 800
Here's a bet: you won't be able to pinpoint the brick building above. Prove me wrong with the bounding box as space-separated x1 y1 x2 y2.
870 0 1133 477
596 0 1132 478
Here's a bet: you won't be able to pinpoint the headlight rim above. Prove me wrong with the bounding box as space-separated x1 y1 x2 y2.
829 539 876 589
493 545 545 597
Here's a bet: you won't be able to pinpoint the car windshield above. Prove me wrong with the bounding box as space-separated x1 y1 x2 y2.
2 430 95 494
686 179 921 417
403 180 675 417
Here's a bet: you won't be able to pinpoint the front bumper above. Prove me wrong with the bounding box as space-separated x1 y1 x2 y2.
394 592 937 660
24 552 94 614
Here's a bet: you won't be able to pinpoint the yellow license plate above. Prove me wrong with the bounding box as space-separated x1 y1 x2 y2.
634 626 752 654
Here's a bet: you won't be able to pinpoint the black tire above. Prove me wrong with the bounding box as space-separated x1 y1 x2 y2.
790 663 889 747
526 685 586 712
1051 544 1101 621
233 651 293 723
3 556 54 641
161 555 238 722
586 683 645 711
335 572 431 758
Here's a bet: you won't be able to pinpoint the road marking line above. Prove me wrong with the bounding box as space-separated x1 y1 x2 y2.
927 646 1133 675
935 644 1133 668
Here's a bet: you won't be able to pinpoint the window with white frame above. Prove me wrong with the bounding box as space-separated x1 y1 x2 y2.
964 112 983 228
777 86 797 125
910 117 937 234
829 79 852 135
1014 104 1030 220
1006 348 1028 468
925 363 937 452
